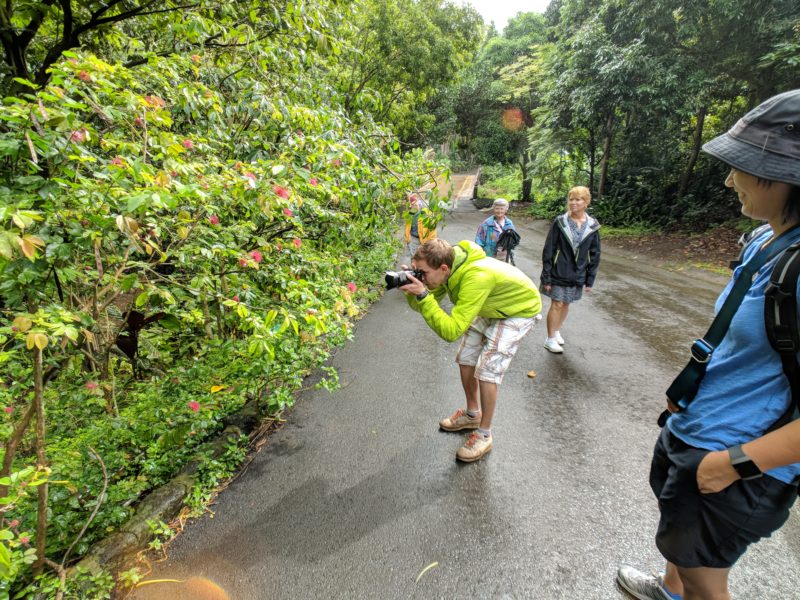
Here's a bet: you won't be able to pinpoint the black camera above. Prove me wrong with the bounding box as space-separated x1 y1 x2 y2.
384 269 424 290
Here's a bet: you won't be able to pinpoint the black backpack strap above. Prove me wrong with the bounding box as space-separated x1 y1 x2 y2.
730 224 771 270
764 243 800 433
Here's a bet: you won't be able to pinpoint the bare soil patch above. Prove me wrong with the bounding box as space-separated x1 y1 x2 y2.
604 224 743 272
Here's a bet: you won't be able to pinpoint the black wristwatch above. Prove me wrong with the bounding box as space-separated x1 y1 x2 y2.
416 290 429 301
728 444 763 480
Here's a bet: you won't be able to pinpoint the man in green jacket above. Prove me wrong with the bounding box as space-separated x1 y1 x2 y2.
401 238 542 462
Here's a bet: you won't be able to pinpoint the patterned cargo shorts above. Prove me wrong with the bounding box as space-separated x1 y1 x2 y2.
455 315 538 384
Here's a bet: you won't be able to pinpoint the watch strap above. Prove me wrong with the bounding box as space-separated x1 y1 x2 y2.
728 444 763 480
416 290 429 301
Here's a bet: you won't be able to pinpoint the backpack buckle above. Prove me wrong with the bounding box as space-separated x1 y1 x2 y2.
771 327 799 353
691 338 714 363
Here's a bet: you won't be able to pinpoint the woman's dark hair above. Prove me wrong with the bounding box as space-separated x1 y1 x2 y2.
756 177 800 224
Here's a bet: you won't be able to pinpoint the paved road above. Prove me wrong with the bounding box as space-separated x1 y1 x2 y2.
133 200 800 599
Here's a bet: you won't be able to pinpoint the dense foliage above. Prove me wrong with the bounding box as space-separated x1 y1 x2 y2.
430 0 800 228
0 1 482 597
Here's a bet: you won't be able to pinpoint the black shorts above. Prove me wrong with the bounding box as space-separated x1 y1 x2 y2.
650 427 798 568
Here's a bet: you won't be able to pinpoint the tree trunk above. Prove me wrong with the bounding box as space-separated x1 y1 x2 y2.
587 126 597 192
520 151 531 202
678 105 707 198
32 347 49 575
597 113 615 200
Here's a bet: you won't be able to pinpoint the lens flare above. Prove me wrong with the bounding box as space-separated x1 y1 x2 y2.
501 107 525 131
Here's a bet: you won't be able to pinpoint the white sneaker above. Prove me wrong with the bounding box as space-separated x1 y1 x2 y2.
554 331 565 345
544 338 563 353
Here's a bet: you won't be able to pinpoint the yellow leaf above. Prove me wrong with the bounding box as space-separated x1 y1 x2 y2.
34 333 49 350
210 385 226 393
12 316 32 332
177 226 189 239
12 214 26 230
154 171 171 187
125 217 140 233
26 332 35 349
415 562 439 584
16 235 43 260
82 329 95 344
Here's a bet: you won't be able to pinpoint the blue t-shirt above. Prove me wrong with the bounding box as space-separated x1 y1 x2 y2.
668 227 800 484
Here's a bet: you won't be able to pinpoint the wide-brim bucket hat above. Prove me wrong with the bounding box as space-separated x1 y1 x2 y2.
702 89 800 187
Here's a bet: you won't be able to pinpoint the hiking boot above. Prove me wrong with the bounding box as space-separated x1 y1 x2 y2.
544 338 564 353
439 408 481 432
456 432 493 462
616 565 681 600
554 331 565 345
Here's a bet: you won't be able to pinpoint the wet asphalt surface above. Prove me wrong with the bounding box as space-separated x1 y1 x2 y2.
132 200 800 600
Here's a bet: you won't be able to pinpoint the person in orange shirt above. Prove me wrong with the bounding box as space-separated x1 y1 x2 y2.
404 192 437 257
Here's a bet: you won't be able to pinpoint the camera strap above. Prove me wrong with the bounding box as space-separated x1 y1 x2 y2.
660 224 800 427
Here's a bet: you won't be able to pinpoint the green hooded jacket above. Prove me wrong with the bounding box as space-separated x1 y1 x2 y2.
407 240 541 342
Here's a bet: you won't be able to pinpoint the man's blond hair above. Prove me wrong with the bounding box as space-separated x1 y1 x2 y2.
413 238 454 269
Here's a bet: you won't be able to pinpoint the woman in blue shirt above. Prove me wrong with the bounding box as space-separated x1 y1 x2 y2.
618 90 800 600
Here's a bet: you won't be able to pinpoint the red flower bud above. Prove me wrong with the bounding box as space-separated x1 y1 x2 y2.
188 401 201 412
209 215 220 225
347 282 357 293
182 139 194 150
309 178 318 187
86 381 98 390
191 54 201 64
249 250 263 263
293 238 302 249
232 294 240 302
283 208 293 217
78 70 91 82
273 185 289 199
3 406 12 414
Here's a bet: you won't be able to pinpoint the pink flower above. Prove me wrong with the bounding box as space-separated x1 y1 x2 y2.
309 178 318 187
191 54 201 64
3 406 12 414
273 185 290 199
188 401 201 412
331 158 341 167
283 208 293 217
232 294 240 302
292 238 302 249
86 381 98 390
9 520 19 528
78 70 91 82
69 130 86 143
134 116 144 128
182 139 194 150
110 156 124 166
249 250 263 263
244 172 256 180
346 282 357 293
238 258 248 267
209 215 220 225
20 537 29 545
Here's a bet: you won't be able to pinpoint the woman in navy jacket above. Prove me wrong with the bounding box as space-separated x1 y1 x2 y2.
540 186 601 353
